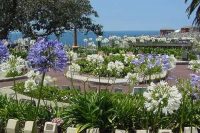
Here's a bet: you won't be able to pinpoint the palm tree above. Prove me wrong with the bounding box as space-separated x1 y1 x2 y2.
185 0 200 26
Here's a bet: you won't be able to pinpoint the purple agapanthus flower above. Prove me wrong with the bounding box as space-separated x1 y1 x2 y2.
27 38 68 73
0 41 9 63
190 74 200 88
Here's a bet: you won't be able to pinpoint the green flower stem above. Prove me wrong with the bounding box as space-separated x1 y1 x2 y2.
13 76 18 105
70 71 74 88
35 72 46 121
98 74 101 92
105 74 110 90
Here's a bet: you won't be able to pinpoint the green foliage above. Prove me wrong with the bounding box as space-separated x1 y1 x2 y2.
0 95 51 132
185 0 200 26
6 70 23 77
62 91 115 132
10 49 28 59
97 46 197 60
112 94 145 131
5 80 200 132
15 82 80 103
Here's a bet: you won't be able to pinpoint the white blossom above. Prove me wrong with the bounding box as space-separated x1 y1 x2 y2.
86 54 104 64
24 79 37 92
143 81 182 115
188 60 200 73
107 61 124 74
0 55 26 75
69 63 80 73
66 51 78 62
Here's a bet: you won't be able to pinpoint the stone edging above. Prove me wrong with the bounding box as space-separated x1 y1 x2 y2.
66 71 168 84
0 75 27 82
0 86 69 107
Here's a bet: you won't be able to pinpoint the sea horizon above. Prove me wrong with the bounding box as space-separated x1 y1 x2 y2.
8 30 160 46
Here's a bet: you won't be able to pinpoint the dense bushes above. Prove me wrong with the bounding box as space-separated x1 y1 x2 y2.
97 46 197 60
0 95 52 133
3 79 200 133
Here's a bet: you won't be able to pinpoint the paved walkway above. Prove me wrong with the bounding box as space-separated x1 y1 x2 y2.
0 86 69 107
0 64 198 93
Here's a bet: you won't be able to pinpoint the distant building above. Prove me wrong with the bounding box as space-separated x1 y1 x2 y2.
160 28 175 36
181 26 200 33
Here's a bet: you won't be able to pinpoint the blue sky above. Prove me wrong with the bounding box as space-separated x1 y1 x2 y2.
91 0 195 31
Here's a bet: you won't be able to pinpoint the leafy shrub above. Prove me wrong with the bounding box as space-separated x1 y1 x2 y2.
62 91 115 133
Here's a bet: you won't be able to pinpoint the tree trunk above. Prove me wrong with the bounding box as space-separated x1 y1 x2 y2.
73 27 79 51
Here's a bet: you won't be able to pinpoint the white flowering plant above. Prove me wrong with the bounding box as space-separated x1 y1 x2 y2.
0 55 26 77
74 53 175 80
24 70 56 93
143 81 182 115
188 60 200 73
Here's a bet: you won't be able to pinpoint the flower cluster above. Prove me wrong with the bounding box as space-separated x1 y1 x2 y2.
66 50 78 62
107 61 124 75
131 54 176 76
0 41 9 63
86 54 104 64
92 35 195 48
69 63 80 73
143 81 182 115
125 72 141 85
15 38 36 47
52 118 64 126
24 70 56 92
27 38 68 73
0 55 26 76
24 78 37 92
96 36 103 42
190 74 200 89
188 60 200 73
124 54 135 64
84 38 96 48
190 74 200 100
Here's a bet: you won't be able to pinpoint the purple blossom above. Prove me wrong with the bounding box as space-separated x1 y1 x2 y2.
147 54 153 60
147 63 155 69
27 38 68 73
190 74 200 88
0 41 9 63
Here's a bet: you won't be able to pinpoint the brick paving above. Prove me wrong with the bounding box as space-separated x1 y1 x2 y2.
0 65 196 92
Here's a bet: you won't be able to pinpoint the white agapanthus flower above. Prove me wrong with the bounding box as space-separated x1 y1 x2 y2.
24 79 37 92
102 38 109 44
143 81 182 115
86 54 104 64
26 70 40 79
67 51 78 62
69 63 80 73
124 54 135 64
25 70 55 87
169 55 177 68
83 38 88 43
188 60 200 73
88 42 96 47
125 72 141 85
96 36 103 42
0 55 26 74
107 61 124 74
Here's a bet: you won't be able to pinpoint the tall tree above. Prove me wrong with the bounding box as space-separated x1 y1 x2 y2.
185 0 200 26
0 0 18 39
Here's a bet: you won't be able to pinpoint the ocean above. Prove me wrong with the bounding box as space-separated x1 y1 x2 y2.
8 31 159 46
